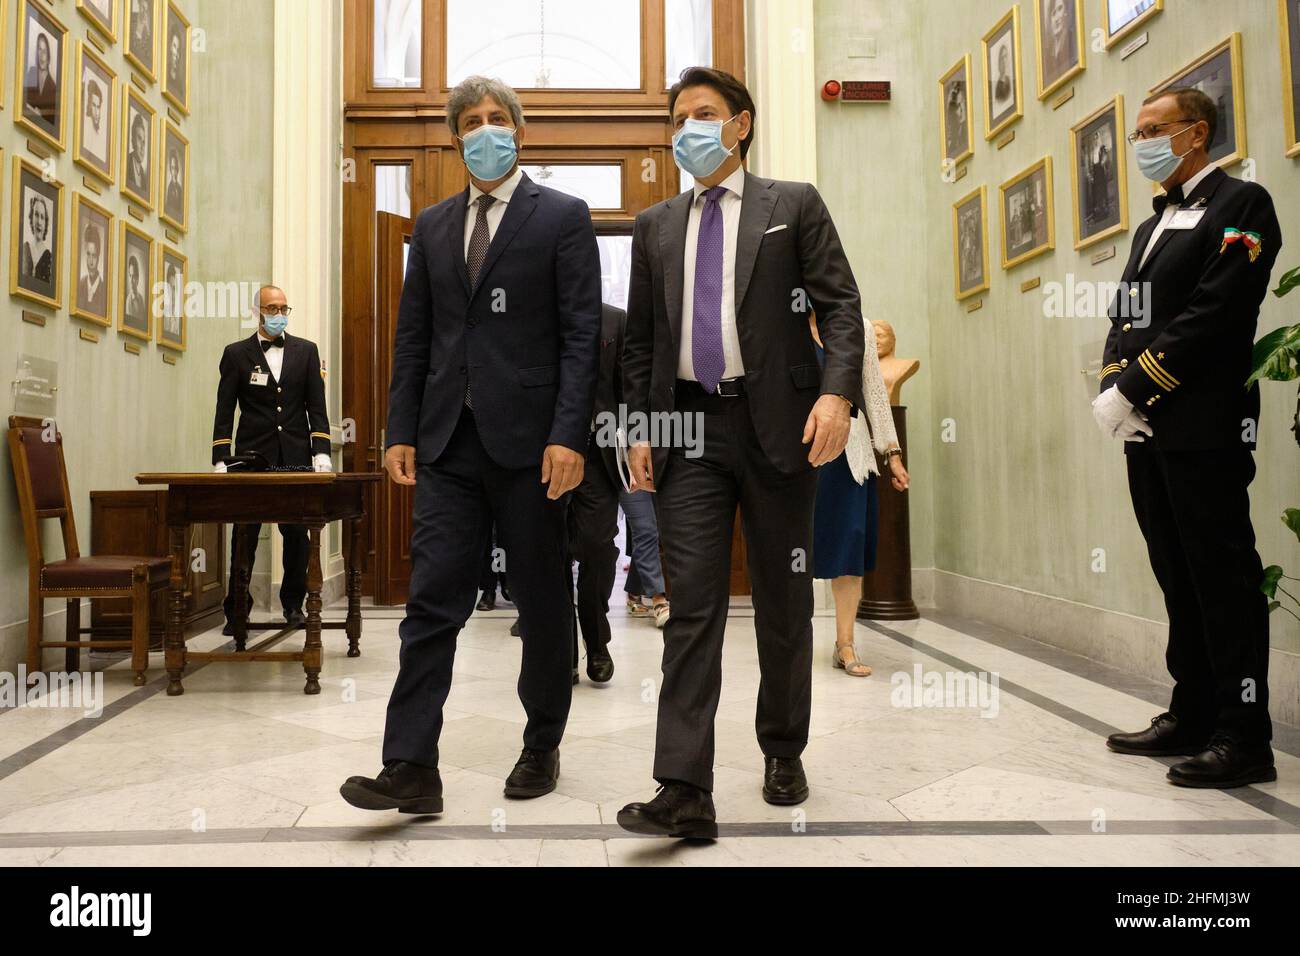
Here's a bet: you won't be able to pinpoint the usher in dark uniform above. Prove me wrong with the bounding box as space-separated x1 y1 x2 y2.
1100 166 1282 754
211 332 332 621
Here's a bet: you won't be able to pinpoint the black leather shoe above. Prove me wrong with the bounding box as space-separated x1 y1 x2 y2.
222 620 237 637
762 756 809 805
1106 712 1209 756
617 782 718 839
503 748 559 798
339 761 443 814
284 608 306 628
476 591 496 612
510 617 522 637
571 669 580 685
586 643 614 683
1167 733 1277 789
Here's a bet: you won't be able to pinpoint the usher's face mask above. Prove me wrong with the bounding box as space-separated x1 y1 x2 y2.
261 313 289 336
458 124 519 181
1134 125 1194 183
672 115 740 179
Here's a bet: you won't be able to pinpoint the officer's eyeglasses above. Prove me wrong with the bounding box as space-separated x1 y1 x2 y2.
1126 120 1195 145
260 306 293 316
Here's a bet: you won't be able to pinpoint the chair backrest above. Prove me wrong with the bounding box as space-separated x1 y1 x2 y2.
7 416 79 571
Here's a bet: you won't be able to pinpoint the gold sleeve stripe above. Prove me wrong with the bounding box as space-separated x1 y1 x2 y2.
1100 364 1123 377
1138 352 1177 391
310 432 331 440
1143 350 1180 386
212 439 232 446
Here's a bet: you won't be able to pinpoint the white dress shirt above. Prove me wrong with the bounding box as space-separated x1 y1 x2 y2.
1139 162 1215 270
677 165 746 381
258 328 285 381
464 166 523 260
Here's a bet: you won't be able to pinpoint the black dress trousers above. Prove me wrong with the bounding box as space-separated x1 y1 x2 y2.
567 433 621 653
382 407 574 769
1125 444 1272 743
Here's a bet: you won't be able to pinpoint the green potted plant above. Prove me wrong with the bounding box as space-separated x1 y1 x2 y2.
1250 265 1300 620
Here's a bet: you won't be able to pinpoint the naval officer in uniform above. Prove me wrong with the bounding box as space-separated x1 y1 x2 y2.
1093 88 1282 789
212 285 333 633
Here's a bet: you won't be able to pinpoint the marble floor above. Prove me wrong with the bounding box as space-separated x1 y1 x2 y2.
0 599 1297 867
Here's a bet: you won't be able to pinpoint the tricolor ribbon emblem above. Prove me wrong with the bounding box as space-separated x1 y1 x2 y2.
1220 228 1263 263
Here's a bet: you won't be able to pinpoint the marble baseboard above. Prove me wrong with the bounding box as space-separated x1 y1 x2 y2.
926 569 1300 727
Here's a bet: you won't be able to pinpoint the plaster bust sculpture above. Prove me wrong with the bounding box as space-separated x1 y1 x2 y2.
872 320 920 406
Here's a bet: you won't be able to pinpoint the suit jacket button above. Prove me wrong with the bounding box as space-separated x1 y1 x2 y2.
278 426 283 431
1120 359 1128 368
1121 323 1132 332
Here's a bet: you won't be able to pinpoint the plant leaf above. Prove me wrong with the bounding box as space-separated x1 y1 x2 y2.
1248 324 1300 386
1268 600 1281 613
1274 266 1300 298
1284 509 1300 543
1261 565 1284 599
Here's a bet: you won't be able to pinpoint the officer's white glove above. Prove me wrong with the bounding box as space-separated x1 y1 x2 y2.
312 454 332 473
213 462 227 474
1091 386 1135 439
1116 409 1154 443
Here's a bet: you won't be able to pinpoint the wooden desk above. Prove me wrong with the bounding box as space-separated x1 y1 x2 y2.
134 473 382 696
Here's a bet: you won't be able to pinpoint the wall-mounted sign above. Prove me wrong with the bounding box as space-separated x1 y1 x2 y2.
12 355 58 418
822 80 892 103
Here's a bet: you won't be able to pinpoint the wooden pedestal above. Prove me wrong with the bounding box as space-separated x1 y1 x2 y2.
858 406 919 620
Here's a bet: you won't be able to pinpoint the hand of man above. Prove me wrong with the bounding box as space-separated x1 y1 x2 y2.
1091 386 1134 439
312 454 332 474
541 444 584 500
384 444 417 486
1116 410 1154 443
802 394 852 467
213 462 227 474
627 442 655 493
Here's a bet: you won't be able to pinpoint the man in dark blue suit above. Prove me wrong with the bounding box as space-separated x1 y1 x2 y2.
341 77 602 814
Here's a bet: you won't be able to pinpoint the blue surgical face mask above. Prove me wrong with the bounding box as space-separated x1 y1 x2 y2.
672 116 739 179
1135 125 1194 183
262 313 288 337
459 124 518 182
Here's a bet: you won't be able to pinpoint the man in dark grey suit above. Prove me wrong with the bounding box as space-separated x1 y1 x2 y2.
617 67 864 838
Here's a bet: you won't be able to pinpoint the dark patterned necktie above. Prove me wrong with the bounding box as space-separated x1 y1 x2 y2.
691 186 728 393
465 194 496 409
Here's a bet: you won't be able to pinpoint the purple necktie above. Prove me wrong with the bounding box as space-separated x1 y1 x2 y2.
692 186 728 393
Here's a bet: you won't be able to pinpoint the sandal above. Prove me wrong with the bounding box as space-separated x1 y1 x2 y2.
833 642 871 677
626 595 651 617
652 601 670 629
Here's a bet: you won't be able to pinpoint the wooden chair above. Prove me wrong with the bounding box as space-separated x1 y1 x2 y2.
8 416 171 686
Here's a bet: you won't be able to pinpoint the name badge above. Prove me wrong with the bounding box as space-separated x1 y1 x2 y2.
250 371 269 386
1167 208 1206 230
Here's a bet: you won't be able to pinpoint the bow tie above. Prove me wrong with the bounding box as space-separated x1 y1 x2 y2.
261 337 285 351
1153 184 1186 215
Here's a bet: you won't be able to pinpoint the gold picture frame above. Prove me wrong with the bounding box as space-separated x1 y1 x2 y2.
9 154 65 310
162 0 190 114
1035 0 1086 100
120 84 155 209
125 0 157 83
1280 0 1300 158
952 185 990 301
13 0 70 152
999 155 1055 269
77 0 118 44
69 192 115 327
118 219 153 341
1070 95 1129 251
982 6 1024 140
0 0 7 112
74 42 117 185
156 243 187 352
1150 34 1247 171
939 55 976 171
1102 0 1162 50
159 119 189 232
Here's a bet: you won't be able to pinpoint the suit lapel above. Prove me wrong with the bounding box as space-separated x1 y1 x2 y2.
1138 167 1226 275
472 173 540 297
1120 218 1156 282
245 334 266 379
445 189 472 296
659 190 692 350
734 173 778 314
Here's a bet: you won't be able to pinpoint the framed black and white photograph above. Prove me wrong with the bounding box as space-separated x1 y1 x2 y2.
77 0 117 44
982 6 1023 140
70 193 114 326
157 245 187 352
952 185 989 301
162 1 189 113
1035 0 1084 99
1070 95 1129 250
9 156 64 309
126 0 156 82
118 220 153 341
160 120 188 232
1151 33 1247 169
1103 0 1162 49
74 42 116 184
121 85 155 209
15 0 69 151
1279 0 1300 158
1000 155 1054 269
940 55 975 170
